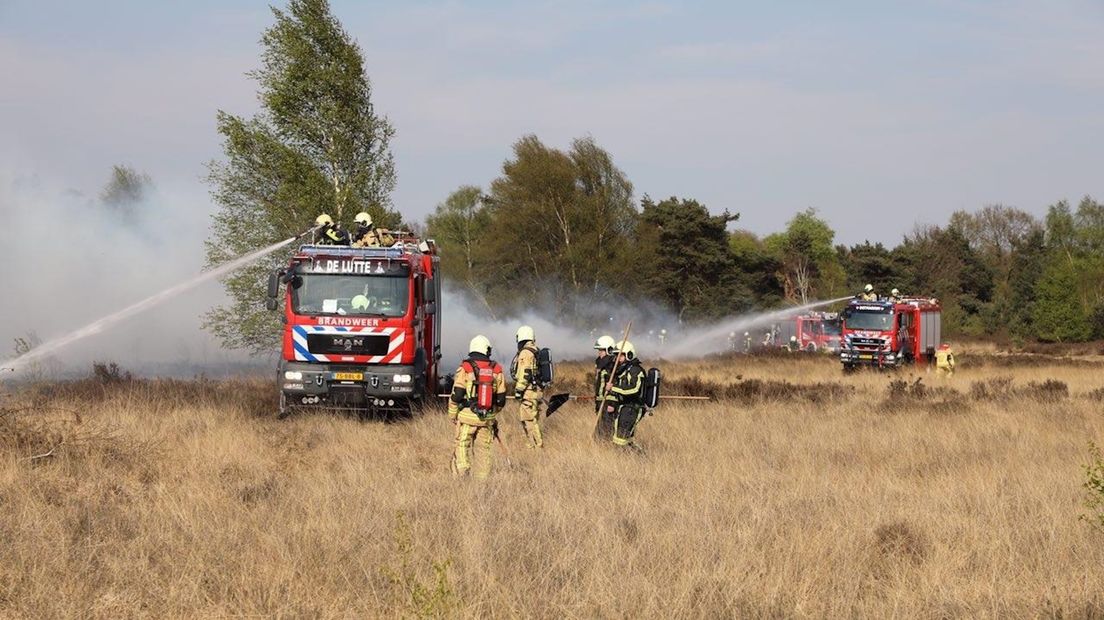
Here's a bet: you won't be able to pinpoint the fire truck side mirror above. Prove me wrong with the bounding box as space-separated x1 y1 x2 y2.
267 270 280 300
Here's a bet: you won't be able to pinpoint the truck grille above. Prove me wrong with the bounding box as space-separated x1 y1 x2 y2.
306 333 390 356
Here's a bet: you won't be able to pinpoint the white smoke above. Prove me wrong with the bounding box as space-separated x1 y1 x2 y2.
439 286 854 365
0 171 259 377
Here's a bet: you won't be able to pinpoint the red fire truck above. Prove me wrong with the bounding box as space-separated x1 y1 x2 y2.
266 240 442 416
838 297 941 370
776 312 842 353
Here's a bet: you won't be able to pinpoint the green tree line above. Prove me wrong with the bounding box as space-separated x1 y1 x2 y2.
203 0 1102 351
428 135 1104 342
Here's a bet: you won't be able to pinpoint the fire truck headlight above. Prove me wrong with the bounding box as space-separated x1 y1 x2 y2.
392 374 412 383
284 371 303 381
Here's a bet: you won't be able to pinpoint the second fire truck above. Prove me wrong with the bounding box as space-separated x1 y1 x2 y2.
838 297 942 370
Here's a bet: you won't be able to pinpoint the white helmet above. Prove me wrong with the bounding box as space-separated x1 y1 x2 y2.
594 335 615 351
864 283 874 293
790 336 797 342
468 334 491 356
891 288 900 297
354 211 372 226
515 325 535 343
744 331 749 336
616 340 636 360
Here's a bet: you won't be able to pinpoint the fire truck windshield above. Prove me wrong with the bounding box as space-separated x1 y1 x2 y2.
843 309 893 331
292 274 410 318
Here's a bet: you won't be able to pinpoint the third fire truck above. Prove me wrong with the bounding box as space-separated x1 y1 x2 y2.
838 297 942 370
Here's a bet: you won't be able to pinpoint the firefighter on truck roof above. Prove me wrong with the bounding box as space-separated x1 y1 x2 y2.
888 288 902 303
600 341 647 450
314 213 350 246
351 211 396 248
592 335 616 441
511 325 545 449
449 335 507 479
858 283 877 301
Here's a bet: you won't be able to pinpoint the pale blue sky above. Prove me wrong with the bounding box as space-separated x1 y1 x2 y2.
2 0 1102 244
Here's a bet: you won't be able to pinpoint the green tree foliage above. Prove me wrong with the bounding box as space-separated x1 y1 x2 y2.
424 186 495 315
764 209 845 304
635 196 742 321
948 205 1042 334
99 165 152 218
1032 255 1091 342
893 226 993 336
729 230 784 308
204 0 396 352
837 241 903 294
477 135 637 318
1006 229 1047 337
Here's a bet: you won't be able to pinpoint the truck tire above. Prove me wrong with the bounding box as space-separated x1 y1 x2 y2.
805 342 817 353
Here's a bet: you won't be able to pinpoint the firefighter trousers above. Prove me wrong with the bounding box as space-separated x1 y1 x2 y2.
594 403 616 442
518 391 544 448
612 405 644 447
454 422 494 480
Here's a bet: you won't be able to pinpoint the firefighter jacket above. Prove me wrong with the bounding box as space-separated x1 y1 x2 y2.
316 223 350 246
594 354 614 405
352 226 396 248
935 348 955 371
603 359 645 408
859 292 878 301
511 342 541 395
448 353 507 427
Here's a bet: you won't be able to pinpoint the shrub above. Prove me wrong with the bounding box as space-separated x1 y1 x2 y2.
1082 442 1104 533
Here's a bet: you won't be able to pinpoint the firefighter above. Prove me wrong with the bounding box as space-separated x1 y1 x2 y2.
788 335 800 352
448 335 507 479
728 331 737 352
314 213 349 246
351 212 397 248
743 331 752 353
888 288 902 303
592 335 616 439
858 283 877 301
935 343 956 377
511 325 545 449
600 341 646 449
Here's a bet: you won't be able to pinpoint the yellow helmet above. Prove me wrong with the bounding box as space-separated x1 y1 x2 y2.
515 325 535 343
315 213 333 226
351 295 369 310
468 334 491 356
617 340 635 360
354 211 372 226
864 283 874 293
594 335 615 351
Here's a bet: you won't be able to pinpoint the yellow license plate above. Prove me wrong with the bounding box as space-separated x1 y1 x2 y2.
333 372 363 381
859 355 874 360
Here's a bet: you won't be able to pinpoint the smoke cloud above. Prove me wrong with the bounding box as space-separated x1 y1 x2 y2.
0 171 261 377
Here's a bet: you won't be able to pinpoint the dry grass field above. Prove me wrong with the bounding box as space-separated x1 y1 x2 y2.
2 351 1103 618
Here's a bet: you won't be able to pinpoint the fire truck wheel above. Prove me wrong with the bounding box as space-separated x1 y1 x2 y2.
805 343 817 353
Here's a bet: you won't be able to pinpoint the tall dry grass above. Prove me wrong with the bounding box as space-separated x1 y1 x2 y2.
1 353 1103 618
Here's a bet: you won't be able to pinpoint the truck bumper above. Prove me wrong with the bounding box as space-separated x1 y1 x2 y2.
277 360 421 409
839 350 901 367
